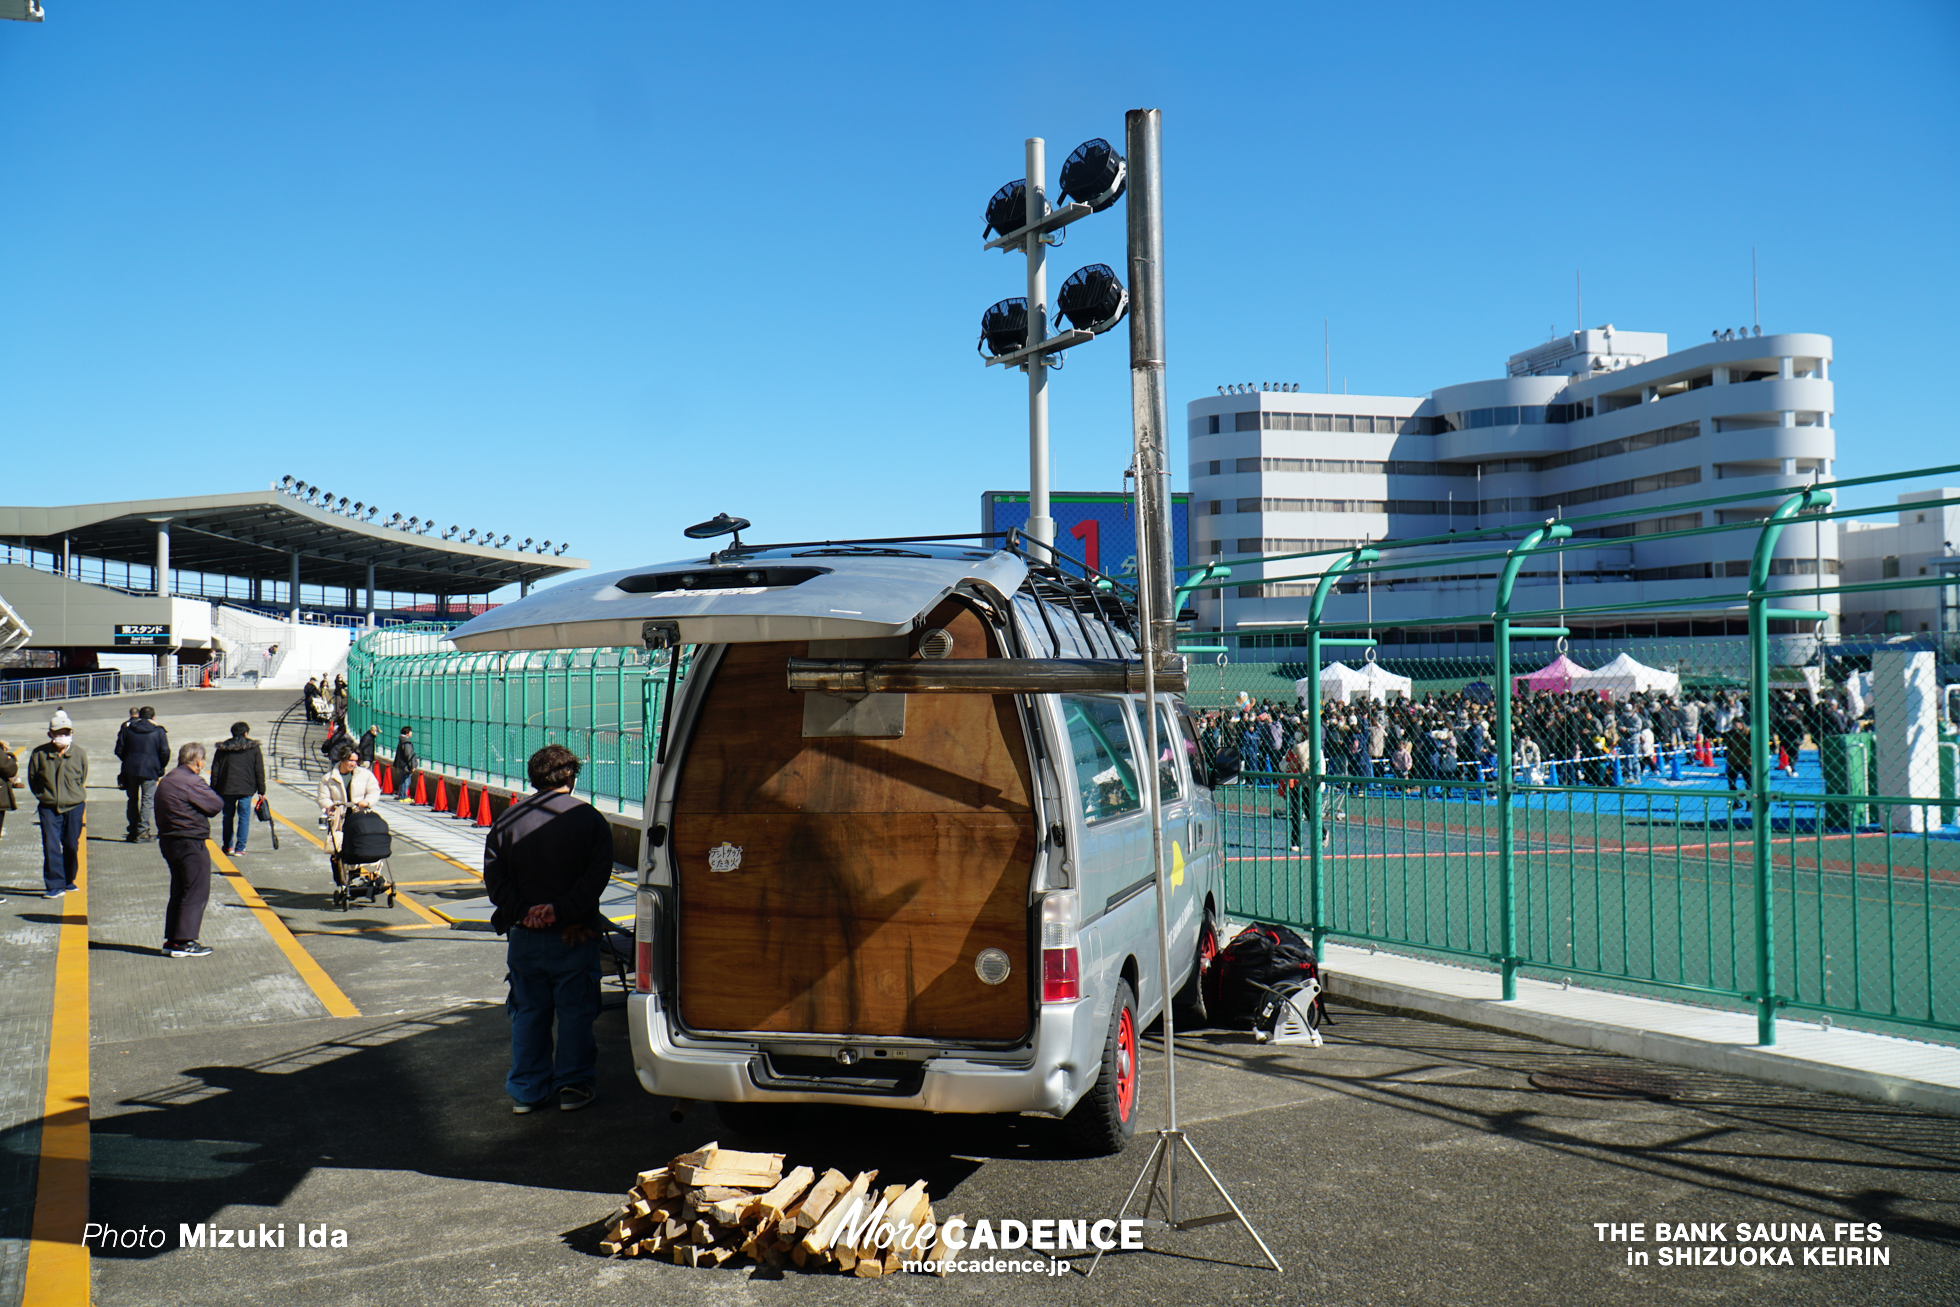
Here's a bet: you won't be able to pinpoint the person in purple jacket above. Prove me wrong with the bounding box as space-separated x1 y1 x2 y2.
155 742 223 958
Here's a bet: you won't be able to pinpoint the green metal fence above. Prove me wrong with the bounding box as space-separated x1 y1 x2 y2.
345 625 679 815
1188 469 1960 1047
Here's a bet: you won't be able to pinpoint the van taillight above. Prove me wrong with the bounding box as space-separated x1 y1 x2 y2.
1042 948 1080 1002
635 890 653 993
1040 890 1081 1003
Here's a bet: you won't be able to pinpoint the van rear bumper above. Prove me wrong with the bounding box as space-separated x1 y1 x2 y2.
628 992 1095 1116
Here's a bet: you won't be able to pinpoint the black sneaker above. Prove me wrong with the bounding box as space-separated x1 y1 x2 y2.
558 1085 595 1113
164 941 213 959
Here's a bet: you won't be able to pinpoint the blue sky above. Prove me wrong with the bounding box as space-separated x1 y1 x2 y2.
3 2 1955 594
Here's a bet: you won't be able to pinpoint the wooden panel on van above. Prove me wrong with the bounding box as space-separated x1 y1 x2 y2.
673 599 1036 1041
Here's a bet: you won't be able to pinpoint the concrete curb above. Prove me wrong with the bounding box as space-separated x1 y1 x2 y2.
1324 968 1960 1119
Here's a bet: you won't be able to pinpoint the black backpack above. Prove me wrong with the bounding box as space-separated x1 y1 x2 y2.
339 809 393 864
1203 922 1328 1029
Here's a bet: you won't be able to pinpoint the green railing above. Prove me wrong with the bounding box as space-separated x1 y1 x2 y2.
1193 470 1960 1046
345 625 680 816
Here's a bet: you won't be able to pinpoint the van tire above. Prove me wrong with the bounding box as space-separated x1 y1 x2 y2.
1065 979 1139 1155
1172 905 1220 1028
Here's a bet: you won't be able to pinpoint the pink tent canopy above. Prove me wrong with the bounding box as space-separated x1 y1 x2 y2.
1516 653 1594 694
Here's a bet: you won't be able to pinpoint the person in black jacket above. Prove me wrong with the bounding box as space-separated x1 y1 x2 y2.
355 725 379 767
209 722 268 856
391 726 418 801
484 744 613 1114
115 706 171 842
155 742 223 958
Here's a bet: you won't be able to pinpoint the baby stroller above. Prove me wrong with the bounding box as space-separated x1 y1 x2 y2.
329 807 396 911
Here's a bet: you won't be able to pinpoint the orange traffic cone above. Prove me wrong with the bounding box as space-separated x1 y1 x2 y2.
434 776 449 812
413 772 428 805
378 761 393 792
455 781 471 819
475 789 493 827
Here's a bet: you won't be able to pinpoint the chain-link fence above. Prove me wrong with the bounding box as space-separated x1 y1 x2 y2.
345 625 680 816
1183 475 1960 1047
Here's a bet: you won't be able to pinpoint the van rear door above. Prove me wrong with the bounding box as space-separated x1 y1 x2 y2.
668 597 1037 1044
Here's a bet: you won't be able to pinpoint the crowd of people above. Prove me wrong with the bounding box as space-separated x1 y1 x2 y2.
1196 682 1871 793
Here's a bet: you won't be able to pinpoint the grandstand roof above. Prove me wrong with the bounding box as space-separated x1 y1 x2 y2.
0 490 587 595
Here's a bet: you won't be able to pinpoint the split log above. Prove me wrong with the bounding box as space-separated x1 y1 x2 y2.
791 1169 852 1230
799 1170 878 1260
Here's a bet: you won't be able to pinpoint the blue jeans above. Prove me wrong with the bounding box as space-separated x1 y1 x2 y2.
38 805 83 893
504 926 601 1105
220 794 254 852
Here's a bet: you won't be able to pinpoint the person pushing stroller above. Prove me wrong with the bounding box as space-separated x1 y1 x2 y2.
317 745 391 906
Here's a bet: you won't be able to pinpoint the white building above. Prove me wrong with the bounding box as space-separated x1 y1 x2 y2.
1185 328 1837 655
1838 489 1960 636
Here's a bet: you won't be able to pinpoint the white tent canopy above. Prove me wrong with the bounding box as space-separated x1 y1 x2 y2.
1299 660 1413 705
1583 651 1680 698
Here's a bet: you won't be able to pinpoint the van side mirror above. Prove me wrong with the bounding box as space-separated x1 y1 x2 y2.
1208 747 1243 787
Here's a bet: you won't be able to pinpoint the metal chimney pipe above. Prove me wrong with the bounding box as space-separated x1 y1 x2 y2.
1125 108 1176 669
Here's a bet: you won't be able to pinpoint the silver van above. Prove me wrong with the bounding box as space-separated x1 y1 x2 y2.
449 537 1237 1153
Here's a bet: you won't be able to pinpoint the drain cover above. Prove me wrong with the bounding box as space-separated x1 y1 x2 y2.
1529 1068 1680 1100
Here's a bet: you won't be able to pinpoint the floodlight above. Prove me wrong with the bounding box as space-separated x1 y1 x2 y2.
539 540 552 553
1054 264 1127 336
521 537 533 550
352 501 364 515
555 544 569 555
463 530 477 543
444 526 458 539
336 496 348 512
983 179 1027 240
979 297 1030 358
499 534 511 547
281 475 296 491
1057 138 1126 213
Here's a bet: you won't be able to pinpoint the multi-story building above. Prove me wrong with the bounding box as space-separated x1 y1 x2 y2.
1839 489 1960 637
1185 327 1837 656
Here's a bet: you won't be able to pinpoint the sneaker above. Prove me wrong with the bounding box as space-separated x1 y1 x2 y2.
1289 844 1301 852
164 942 213 959
45 889 63 899
61 885 80 895
558 1085 595 1113
511 1099 545 1116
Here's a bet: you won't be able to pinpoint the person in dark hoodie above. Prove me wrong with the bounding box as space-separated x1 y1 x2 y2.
115 705 171 842
209 722 268 856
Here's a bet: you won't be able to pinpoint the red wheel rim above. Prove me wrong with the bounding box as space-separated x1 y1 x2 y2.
1115 1006 1137 1121
1199 919 1218 965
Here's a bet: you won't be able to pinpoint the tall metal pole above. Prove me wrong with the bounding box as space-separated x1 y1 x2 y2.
1126 109 1175 668
1094 107 1282 1279
1024 138 1056 555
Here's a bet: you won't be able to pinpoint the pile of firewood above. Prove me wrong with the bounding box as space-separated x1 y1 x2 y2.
598 1142 961 1275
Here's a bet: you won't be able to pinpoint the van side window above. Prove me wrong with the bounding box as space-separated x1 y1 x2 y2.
1153 708 1184 802
1061 696 1142 824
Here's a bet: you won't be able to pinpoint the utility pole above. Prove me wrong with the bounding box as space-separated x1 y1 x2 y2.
1024 139 1055 554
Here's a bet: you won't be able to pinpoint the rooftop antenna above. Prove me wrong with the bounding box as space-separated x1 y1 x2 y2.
1752 244 1760 334
1324 318 1331 394
1576 269 1582 333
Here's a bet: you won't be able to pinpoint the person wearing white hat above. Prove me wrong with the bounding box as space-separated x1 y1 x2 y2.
27 709 89 898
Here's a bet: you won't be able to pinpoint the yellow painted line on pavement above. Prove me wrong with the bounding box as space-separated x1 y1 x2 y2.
23 817 90 1307
293 922 447 937
210 843 359 1018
